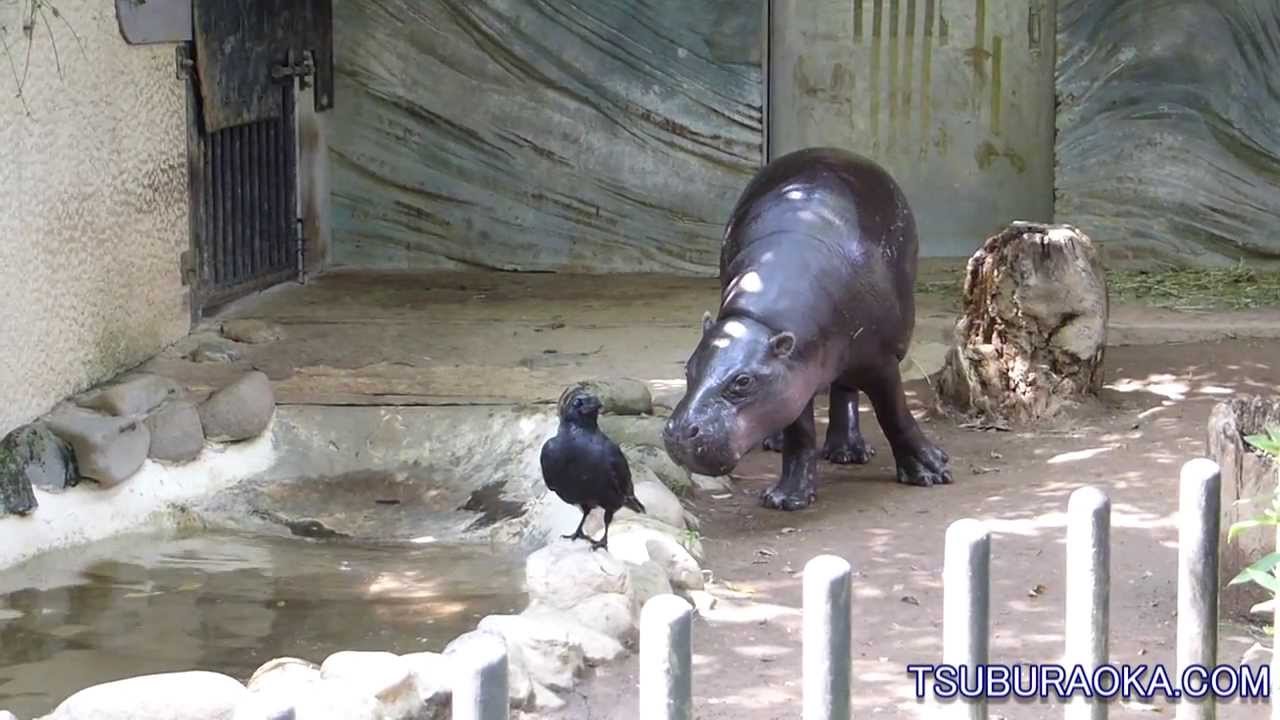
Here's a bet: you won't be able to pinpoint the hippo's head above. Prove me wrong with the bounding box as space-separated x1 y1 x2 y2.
663 311 813 476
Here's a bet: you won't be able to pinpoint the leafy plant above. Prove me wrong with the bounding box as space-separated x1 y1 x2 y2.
1226 426 1280 600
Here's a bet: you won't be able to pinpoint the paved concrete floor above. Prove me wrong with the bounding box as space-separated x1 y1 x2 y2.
142 268 1280 410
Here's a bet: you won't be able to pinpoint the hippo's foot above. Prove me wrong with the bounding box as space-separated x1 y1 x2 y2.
822 437 875 465
760 478 817 511
762 431 785 453
894 443 953 487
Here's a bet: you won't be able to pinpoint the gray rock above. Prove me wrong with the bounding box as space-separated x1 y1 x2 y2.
199 371 275 442
1 423 78 513
619 443 692 497
78 374 179 417
45 406 150 487
691 473 733 494
598 415 665 448
623 476 686 530
222 319 285 344
46 670 247 720
145 400 205 463
571 378 652 416
191 340 244 363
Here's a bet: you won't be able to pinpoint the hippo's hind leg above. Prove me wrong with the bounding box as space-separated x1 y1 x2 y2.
862 364 952 487
823 384 875 464
761 398 820 511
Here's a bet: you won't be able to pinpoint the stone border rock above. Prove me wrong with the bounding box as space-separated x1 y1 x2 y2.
6 378 724 720
0 369 279 569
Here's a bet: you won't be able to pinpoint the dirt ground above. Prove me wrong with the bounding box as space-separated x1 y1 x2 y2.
545 339 1280 720
187 270 1280 718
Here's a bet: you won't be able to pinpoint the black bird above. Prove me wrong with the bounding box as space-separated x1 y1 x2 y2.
540 386 646 551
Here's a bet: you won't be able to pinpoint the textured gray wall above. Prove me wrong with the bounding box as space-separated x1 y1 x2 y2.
330 0 763 274
1055 0 1280 267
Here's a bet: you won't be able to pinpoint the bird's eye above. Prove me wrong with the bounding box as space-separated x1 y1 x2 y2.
573 397 583 407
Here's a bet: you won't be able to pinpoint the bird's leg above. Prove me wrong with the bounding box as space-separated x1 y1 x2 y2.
562 507 590 542
590 508 616 551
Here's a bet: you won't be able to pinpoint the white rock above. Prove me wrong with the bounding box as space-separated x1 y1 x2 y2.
621 478 686 529
317 651 423 719
613 514 704 562
247 657 321 693
525 539 630 610
47 671 247 720
607 516 705 591
625 560 673 615
688 590 718 614
477 615 585 690
507 609 628 667
399 651 450 710
531 682 566 711
230 691 297 720
444 630 534 709
563 592 637 643
682 509 701 531
0 711 18 720
691 473 733 493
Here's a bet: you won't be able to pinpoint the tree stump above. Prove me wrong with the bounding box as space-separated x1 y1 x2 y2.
933 222 1109 426
1208 396 1280 620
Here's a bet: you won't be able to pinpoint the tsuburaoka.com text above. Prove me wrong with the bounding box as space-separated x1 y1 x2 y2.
907 663 1270 701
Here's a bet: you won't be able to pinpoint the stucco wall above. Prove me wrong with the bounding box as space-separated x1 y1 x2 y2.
0 0 190 435
329 0 763 275
1055 0 1280 267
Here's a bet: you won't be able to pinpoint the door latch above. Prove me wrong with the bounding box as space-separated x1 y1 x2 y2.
273 50 316 91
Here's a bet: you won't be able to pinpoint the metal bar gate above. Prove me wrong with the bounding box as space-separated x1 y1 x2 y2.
182 45 301 318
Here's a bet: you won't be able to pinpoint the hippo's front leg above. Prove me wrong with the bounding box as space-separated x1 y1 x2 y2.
761 398 820 511
823 384 875 464
862 364 952 486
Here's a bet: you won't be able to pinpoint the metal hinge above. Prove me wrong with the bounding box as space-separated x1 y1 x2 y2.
273 50 316 91
179 249 196 286
175 44 194 80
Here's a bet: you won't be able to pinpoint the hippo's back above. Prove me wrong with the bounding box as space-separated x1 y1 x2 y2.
719 148 919 340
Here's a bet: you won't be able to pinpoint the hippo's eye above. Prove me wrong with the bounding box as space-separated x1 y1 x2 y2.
729 373 753 392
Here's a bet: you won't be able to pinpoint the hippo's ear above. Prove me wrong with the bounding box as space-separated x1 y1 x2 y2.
769 331 796 358
701 310 714 335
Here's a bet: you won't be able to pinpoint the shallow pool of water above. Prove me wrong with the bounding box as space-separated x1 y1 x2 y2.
0 530 527 717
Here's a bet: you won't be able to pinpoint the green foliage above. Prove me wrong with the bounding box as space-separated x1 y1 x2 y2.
1227 426 1280 603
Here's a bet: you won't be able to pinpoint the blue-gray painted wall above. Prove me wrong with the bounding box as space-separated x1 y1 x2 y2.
330 0 762 275
330 0 1280 272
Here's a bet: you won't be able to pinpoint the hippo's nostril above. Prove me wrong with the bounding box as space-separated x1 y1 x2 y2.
686 425 700 440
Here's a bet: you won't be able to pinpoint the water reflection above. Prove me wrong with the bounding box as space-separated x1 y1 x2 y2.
0 530 526 718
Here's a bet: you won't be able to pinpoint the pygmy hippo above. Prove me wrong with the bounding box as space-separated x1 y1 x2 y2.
662 147 952 511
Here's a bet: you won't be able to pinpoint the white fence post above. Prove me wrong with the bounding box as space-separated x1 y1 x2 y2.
1065 486 1111 720
641 594 694 720
1176 458 1221 720
943 518 991 720
451 631 510 720
803 554 853 720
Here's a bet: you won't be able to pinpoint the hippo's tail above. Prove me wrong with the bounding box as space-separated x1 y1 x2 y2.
624 495 646 514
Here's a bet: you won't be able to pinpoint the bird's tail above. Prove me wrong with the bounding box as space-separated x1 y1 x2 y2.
624 494 646 514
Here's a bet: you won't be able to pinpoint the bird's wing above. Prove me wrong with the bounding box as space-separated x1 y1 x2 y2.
540 436 560 492
605 442 633 496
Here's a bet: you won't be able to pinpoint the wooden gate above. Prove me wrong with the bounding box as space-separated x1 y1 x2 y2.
180 0 332 319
